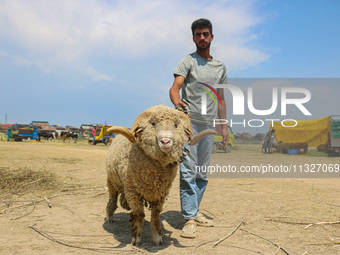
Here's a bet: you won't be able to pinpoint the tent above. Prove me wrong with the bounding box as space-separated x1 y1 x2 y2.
271 116 330 147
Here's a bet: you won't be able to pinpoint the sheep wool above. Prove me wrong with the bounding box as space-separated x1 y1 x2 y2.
105 105 215 246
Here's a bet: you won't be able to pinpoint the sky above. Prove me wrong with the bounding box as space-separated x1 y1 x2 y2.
0 0 339 134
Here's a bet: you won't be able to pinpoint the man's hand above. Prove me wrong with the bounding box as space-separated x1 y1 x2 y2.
221 126 229 146
175 104 190 116
176 101 187 109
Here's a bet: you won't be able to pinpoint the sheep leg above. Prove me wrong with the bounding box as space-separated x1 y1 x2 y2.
106 189 118 223
129 211 145 246
119 192 131 210
127 192 145 246
150 203 163 245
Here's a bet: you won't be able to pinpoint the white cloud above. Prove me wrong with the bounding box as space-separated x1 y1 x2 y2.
214 43 269 72
0 0 269 81
84 66 114 82
0 50 31 67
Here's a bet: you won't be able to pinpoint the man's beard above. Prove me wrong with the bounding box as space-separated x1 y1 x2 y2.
195 41 211 51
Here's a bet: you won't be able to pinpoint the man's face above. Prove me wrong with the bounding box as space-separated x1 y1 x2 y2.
193 27 213 50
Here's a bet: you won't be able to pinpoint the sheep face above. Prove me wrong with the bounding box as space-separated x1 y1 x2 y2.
106 105 217 163
154 120 175 153
134 108 188 163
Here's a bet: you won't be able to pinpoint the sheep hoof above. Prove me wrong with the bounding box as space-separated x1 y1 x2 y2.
131 236 141 246
106 216 114 224
153 235 164 246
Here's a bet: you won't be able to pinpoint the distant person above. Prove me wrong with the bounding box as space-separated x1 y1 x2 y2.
92 127 97 145
7 127 12 142
264 129 275 153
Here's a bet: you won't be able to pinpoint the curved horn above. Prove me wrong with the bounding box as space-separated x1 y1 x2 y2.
189 129 217 145
106 126 136 143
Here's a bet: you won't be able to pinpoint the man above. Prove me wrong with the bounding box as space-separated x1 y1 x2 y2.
7 127 12 142
169 18 229 238
264 129 275 153
92 127 97 145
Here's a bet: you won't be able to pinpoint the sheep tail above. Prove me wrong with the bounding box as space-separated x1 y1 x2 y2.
189 129 217 145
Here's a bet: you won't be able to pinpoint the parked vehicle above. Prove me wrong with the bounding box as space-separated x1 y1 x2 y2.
329 115 340 156
13 125 39 141
212 126 234 153
88 125 115 145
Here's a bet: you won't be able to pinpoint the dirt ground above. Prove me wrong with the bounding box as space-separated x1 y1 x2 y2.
0 140 339 255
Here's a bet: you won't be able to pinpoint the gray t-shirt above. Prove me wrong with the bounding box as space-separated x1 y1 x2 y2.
174 52 227 125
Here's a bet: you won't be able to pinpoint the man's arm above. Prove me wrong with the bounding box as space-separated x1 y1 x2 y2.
217 88 229 145
169 75 187 108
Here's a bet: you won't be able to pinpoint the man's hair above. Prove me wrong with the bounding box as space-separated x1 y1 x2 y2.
191 18 213 36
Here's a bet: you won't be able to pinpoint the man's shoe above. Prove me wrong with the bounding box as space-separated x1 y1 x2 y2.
195 213 214 227
180 220 197 238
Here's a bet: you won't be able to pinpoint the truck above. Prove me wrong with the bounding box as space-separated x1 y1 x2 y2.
329 115 340 156
13 125 39 141
212 126 234 153
88 125 115 145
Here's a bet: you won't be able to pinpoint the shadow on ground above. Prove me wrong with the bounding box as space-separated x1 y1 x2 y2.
102 211 192 252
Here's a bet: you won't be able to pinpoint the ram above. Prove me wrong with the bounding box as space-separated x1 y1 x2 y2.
105 105 216 246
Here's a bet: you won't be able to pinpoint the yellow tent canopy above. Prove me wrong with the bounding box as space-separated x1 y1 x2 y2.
271 116 330 147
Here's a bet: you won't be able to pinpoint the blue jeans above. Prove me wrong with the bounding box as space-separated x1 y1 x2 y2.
264 140 271 153
180 122 214 220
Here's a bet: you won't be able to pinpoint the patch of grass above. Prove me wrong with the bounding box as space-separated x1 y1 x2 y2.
49 158 82 164
0 166 60 198
305 151 329 157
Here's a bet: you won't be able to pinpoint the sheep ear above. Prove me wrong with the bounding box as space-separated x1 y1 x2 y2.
107 126 136 143
134 127 143 138
175 108 216 145
176 110 194 142
176 110 192 131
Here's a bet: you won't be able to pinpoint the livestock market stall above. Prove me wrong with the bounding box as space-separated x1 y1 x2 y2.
271 116 340 156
